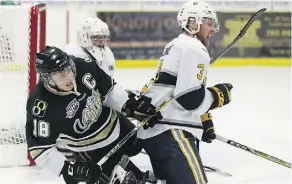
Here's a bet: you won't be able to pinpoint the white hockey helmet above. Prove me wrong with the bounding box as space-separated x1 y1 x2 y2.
177 0 219 35
78 17 110 49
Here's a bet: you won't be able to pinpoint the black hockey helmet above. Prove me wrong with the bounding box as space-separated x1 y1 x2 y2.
35 46 72 74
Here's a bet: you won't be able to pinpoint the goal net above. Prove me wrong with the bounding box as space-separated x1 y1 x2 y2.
0 4 46 167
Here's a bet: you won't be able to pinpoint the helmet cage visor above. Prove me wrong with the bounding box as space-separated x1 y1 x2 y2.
186 16 219 33
202 17 219 32
40 58 76 85
90 34 110 48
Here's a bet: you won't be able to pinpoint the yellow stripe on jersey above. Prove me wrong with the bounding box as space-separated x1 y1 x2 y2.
61 110 117 147
30 149 46 160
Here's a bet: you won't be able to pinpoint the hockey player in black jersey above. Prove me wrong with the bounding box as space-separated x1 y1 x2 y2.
25 46 162 184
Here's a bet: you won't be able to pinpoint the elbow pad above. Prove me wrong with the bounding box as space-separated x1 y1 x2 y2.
175 86 205 111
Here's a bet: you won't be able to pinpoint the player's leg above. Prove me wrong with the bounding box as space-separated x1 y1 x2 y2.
140 129 208 184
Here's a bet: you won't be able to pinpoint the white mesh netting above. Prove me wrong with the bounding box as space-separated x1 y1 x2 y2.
0 4 45 167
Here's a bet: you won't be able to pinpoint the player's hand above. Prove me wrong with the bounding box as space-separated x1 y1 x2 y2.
201 112 216 143
207 83 233 110
122 93 162 123
62 160 102 184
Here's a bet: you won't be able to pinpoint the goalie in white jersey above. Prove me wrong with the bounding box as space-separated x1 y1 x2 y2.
138 1 233 184
65 17 115 77
59 17 116 161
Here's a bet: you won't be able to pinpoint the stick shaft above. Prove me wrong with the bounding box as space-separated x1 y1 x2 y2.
216 135 291 169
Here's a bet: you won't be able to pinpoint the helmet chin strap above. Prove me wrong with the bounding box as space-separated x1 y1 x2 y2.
72 79 81 96
44 78 80 96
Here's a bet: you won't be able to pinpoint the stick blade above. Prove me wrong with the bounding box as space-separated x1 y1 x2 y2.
240 8 267 36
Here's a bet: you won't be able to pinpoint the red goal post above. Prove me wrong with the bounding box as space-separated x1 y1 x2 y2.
0 3 46 167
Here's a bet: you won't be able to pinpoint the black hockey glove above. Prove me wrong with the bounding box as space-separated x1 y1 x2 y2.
201 112 216 143
61 160 102 184
207 83 233 110
122 93 162 125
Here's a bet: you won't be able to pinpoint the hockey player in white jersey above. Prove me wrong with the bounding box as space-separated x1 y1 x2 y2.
137 1 233 184
65 17 115 77
56 17 116 162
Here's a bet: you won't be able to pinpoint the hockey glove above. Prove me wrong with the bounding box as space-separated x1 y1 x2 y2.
201 112 216 143
122 93 162 124
61 160 102 184
207 83 233 110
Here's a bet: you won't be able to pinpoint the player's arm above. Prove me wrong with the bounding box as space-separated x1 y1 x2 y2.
26 108 101 183
173 48 232 113
25 112 66 176
172 48 213 114
94 67 162 121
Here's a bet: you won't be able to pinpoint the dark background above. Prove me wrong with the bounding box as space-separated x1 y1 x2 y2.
97 12 291 59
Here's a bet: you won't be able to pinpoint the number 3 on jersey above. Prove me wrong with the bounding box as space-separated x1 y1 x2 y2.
33 119 50 138
197 64 204 80
197 64 207 85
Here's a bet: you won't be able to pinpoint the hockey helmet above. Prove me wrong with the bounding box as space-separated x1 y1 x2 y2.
177 0 219 34
35 46 72 74
78 17 110 49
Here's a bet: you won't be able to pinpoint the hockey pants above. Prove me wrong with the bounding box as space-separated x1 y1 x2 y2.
139 129 208 184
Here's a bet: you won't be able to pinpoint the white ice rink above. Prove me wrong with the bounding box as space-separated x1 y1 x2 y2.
0 67 291 184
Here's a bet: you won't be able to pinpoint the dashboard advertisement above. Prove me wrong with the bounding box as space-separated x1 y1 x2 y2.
98 12 291 59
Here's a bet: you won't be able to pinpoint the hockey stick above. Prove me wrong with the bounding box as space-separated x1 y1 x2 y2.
97 8 267 167
97 99 171 166
204 165 232 177
139 150 232 177
216 135 291 169
210 8 266 64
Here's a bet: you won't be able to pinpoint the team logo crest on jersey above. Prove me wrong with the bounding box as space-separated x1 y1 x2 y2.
32 99 48 117
73 90 102 134
66 99 80 118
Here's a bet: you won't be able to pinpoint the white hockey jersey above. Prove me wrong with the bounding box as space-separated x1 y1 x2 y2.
138 34 214 140
64 42 116 77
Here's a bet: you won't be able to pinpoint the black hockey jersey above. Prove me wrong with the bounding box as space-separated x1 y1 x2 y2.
25 56 129 176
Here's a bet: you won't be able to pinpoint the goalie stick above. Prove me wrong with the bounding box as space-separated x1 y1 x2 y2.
97 8 267 167
216 135 291 169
